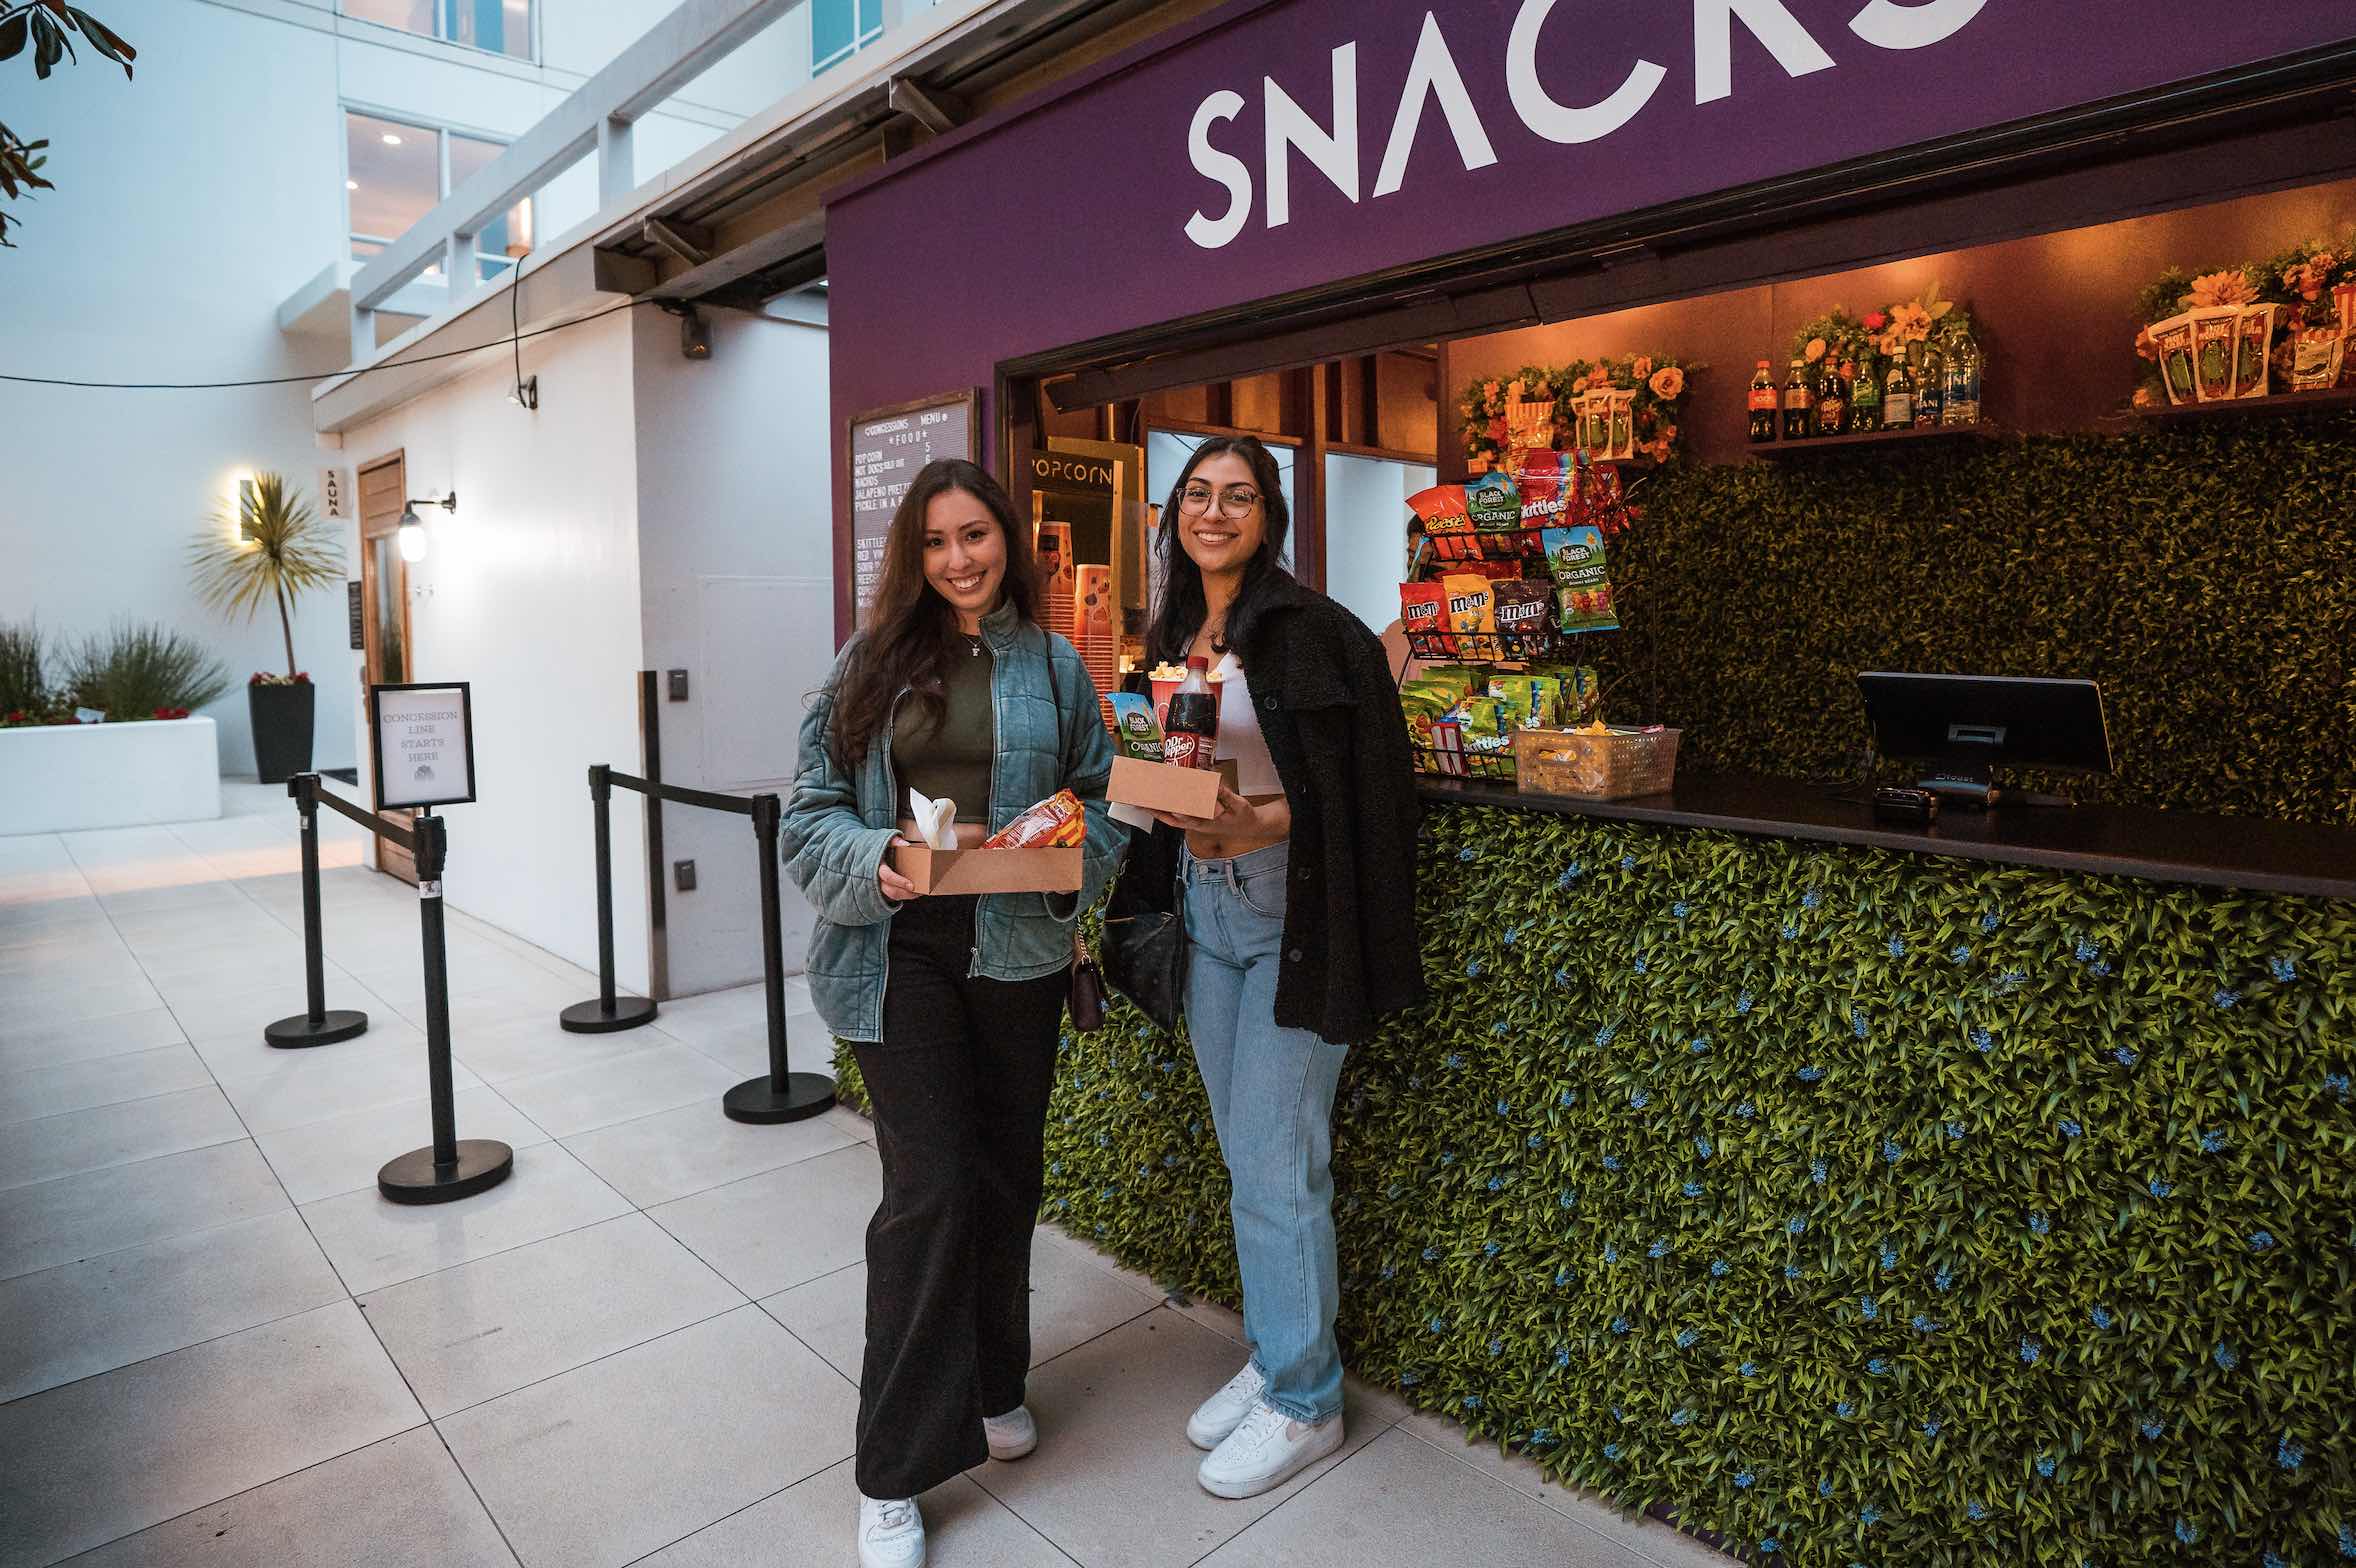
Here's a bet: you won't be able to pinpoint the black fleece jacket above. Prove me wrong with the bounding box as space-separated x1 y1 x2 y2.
1120 576 1426 1045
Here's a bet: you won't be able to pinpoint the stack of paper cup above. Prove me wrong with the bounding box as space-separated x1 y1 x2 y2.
1035 522 1075 642
1073 563 1117 728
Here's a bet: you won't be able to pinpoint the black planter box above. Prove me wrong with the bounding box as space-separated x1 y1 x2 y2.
248 680 316 783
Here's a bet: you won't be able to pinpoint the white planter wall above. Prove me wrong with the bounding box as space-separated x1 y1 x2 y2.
0 718 221 835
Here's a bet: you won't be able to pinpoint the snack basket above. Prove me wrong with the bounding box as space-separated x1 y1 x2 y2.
1511 726 1680 800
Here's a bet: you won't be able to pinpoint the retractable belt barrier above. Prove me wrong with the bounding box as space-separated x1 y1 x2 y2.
561 763 836 1127
276 773 514 1205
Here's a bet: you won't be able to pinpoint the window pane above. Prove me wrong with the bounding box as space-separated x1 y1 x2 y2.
342 0 435 41
346 111 440 250
813 0 879 72
449 134 533 262
449 0 531 59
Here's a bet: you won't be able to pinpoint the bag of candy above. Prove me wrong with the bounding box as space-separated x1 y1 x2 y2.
1541 526 1620 635
982 789 1087 848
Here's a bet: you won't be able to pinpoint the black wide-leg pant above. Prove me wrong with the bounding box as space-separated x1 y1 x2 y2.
850 891 1066 1501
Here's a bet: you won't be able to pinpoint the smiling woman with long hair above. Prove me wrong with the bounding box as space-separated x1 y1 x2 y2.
1115 434 1424 1501
783 458 1124 1568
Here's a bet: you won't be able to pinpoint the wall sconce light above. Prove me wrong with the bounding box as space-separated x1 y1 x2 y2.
398 492 457 564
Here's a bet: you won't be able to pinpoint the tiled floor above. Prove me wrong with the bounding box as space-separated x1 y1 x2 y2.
0 783 1728 1568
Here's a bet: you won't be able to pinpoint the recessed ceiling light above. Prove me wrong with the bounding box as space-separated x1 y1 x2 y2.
346 179 359 190
381 133 403 146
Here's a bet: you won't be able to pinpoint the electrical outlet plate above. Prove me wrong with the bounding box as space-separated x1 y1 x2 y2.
673 859 696 892
667 669 689 701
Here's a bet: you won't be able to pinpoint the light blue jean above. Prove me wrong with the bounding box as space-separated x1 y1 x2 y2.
1181 839 1349 1424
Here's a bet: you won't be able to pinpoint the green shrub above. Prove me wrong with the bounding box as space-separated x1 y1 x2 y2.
1594 413 2356 827
0 619 50 716
65 621 228 720
837 807 2356 1567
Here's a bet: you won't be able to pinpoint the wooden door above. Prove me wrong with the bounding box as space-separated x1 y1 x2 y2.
357 454 418 885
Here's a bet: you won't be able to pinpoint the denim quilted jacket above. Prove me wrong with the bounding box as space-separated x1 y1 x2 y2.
783 602 1124 1042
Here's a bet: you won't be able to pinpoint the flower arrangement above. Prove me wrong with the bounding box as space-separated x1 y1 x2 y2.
1460 355 1698 472
1791 285 1975 382
2131 231 2356 406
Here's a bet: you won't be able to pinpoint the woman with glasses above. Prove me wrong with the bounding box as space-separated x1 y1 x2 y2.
783 459 1124 1568
1117 435 1424 1499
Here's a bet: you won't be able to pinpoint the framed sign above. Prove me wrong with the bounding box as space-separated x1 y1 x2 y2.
319 465 349 522
370 681 476 809
847 389 978 629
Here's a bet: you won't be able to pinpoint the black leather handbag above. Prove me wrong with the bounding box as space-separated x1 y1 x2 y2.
1067 927 1106 1033
1099 835 1187 1036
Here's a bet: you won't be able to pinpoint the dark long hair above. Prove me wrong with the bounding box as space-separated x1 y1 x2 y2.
829 459 1039 768
1145 435 1294 668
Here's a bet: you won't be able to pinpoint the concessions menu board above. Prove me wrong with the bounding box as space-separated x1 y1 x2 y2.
847 390 979 628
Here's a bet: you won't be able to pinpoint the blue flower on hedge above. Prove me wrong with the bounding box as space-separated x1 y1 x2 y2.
1553 1346 1572 1368
2113 1045 2138 1067
1676 1328 1699 1348
1944 1121 1966 1140
1608 1316 1630 1335
1464 959 1482 979
1483 1240 1502 1258
2028 1212 2050 1236
1603 1442 1622 1460
1671 1407 1695 1426
1797 1065 1825 1084
1554 967 1570 987
1458 847 1476 862
1836 1401 1855 1418
2075 937 2099 963
1810 1159 1828 1185
1966 1502 1987 1522
1632 953 1650 975
1921 1416 1941 1436
1163 1154 1179 1167
2270 955 2297 983
1602 1154 1622 1171
1882 1137 1903 1163
2199 1128 2226 1153
1501 926 1520 946
1817 1478 1836 1498
1672 902 1690 919
1439 1150 1457 1165
1442 1053 1466 1072
1712 1258 1730 1278
1859 1295 1878 1320
1559 1087 1578 1107
2019 1337 2041 1365
1559 1188 1576 1209
1733 1469 1753 1488
1787 1216 1807 1235
1780 920 1800 941
1594 1021 1619 1047
2090 1305 2113 1329
1689 1036 1711 1054
1682 1182 1703 1198
1527 1133 1545 1149
2175 1520 2197 1546
2340 1522 2356 1557
1427 1315 1447 1333
2149 1177 2172 1198
2264 1553 2291 1568
1785 1264 1802 1280
1911 1313 1940 1334
1740 1360 1757 1376
1493 1096 1512 1115
1860 1504 1884 1525
2058 1118 2082 1139
2249 1229 2277 1250
2328 1071 2352 1100
1649 1238 1672 1258
2139 1416 2166 1439
1735 990 1755 1015
1621 854 1637 871
2214 989 2239 1009
1463 1395 1482 1409
1530 1428 1556 1447
1486 1337 1504 1356
1554 1265 1572 1287
1559 861 1583 885
1421 1243 1439 1262
1737 1100 1756 1119
1880 1244 1899 1269
1981 911 2000 932
1486 1176 1505 1193
1970 1027 1993 1053
1758 1538 1779 1555
1867 1357 1891 1375
1854 1011 1873 1040
2214 1342 2239 1371
1095 1133 1109 1147
1629 1088 1651 1109
2279 1434 2305 1470
1604 1243 1619 1263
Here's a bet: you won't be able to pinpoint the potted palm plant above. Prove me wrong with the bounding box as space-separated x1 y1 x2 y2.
190 472 344 782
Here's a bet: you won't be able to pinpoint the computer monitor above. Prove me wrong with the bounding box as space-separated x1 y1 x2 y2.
1856 672 2112 804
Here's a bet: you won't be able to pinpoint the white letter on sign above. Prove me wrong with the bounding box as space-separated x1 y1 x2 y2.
1264 43 1360 229
1848 0 1986 50
1693 0 1836 105
1372 12 1497 200
1507 0 1665 145
1185 89 1252 249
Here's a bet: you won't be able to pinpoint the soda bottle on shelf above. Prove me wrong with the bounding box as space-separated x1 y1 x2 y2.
1882 354 1915 429
1914 344 1945 428
1162 656 1218 771
1815 360 1848 437
1852 355 1884 432
1748 360 1779 443
1947 338 1984 424
1781 358 1813 441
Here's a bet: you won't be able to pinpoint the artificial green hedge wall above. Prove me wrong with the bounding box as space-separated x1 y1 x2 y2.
1594 412 2356 827
835 805 2356 1567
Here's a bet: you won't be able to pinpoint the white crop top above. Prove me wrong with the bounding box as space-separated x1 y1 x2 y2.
1212 652 1283 796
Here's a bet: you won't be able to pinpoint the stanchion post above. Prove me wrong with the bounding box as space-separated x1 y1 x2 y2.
263 772 368 1049
723 792 836 1125
561 763 659 1034
379 809 514 1203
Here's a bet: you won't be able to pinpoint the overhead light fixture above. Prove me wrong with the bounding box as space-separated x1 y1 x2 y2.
398 492 457 564
381 132 404 146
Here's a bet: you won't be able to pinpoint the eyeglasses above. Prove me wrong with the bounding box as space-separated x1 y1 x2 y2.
1177 484 1262 520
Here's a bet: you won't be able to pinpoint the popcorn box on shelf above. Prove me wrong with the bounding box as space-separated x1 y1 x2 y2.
890 843 1083 896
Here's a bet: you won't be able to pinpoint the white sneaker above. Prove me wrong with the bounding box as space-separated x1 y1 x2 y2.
1197 1401 1344 1499
857 1494 925 1568
983 1404 1037 1461
1186 1360 1267 1450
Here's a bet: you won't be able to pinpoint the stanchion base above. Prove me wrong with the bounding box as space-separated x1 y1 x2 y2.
377 1139 515 1204
263 1008 369 1049
723 1072 837 1125
559 996 660 1034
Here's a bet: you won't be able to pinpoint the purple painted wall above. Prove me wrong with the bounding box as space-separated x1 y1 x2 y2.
826 0 2356 625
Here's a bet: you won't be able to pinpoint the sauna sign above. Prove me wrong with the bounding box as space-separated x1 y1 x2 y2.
370 681 476 810
1182 0 1988 247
